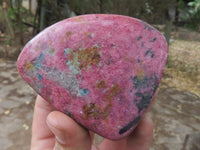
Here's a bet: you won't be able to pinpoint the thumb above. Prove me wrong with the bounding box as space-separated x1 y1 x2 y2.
126 113 153 150
46 111 91 150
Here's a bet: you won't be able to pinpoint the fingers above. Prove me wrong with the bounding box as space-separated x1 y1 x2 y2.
98 114 153 150
98 91 156 150
46 111 92 150
31 94 154 150
31 95 93 150
126 114 154 150
98 138 127 150
31 95 55 149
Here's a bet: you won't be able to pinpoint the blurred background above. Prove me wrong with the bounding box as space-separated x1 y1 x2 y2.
0 0 199 150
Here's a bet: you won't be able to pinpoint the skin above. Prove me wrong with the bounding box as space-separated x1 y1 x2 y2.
31 95 155 150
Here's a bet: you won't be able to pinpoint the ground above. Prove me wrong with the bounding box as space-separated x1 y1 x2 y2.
0 37 200 149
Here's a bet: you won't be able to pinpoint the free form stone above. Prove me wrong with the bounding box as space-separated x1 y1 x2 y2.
17 14 168 140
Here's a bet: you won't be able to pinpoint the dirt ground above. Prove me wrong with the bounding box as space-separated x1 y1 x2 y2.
0 57 199 150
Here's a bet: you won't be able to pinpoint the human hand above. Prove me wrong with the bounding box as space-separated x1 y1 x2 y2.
31 95 154 150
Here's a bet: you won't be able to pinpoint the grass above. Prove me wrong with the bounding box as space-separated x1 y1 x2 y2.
162 39 200 97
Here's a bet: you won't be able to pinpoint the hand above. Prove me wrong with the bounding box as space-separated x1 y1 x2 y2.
31 95 154 150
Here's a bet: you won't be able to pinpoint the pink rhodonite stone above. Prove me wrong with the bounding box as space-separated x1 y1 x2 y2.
17 14 168 140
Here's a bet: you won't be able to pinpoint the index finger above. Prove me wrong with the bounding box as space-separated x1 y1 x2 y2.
31 95 55 147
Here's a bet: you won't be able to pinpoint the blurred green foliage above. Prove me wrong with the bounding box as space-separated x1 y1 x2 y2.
188 0 200 12
66 0 176 24
8 6 31 31
186 0 200 31
1 0 200 37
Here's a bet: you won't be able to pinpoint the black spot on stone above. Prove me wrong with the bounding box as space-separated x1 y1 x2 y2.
131 76 151 89
142 22 154 30
131 76 139 89
111 43 115 47
119 116 141 135
137 59 140 63
131 74 159 112
136 36 142 41
153 75 158 92
130 74 159 93
145 49 154 58
150 37 157 42
64 110 72 118
134 99 139 103
105 59 113 65
135 92 143 97
141 42 144 48
135 92 152 112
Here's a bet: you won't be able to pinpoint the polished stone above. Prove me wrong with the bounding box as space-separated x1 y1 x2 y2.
17 14 168 140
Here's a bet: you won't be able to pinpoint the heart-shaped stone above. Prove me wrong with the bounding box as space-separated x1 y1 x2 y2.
17 14 168 140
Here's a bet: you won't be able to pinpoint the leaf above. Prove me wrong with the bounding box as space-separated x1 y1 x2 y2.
188 2 195 7
189 9 195 14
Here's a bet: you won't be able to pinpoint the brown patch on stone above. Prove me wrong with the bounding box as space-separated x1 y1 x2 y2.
25 62 34 70
105 83 121 101
66 31 73 37
105 94 112 101
61 31 73 44
48 48 56 54
70 46 101 70
110 83 121 97
96 80 106 89
136 67 145 81
71 16 85 22
84 31 93 38
83 103 109 119
82 83 121 120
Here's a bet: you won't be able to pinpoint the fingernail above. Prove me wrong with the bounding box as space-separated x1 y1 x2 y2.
46 120 67 145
